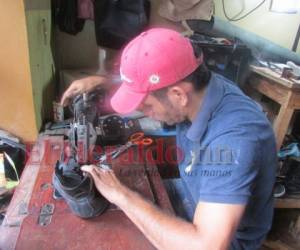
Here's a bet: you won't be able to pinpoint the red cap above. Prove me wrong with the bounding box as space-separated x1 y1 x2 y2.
111 28 203 114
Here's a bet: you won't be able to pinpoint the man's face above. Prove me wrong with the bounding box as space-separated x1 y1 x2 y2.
138 94 186 125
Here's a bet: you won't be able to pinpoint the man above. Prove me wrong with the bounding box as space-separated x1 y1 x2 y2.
61 28 277 250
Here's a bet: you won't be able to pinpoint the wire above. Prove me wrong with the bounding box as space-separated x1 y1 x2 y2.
222 0 267 22
4 152 20 182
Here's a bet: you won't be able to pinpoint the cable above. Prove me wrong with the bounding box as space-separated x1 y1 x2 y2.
4 152 19 182
222 0 267 22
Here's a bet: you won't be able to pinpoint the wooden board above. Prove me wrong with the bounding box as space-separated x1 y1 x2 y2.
275 195 300 209
250 65 300 90
0 136 173 250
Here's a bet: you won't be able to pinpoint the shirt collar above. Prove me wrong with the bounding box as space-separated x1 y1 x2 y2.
186 73 224 142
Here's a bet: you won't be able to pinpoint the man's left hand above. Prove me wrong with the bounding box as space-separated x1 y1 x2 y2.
81 165 127 205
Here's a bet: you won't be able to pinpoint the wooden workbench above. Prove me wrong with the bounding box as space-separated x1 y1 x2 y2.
246 65 300 150
0 136 174 250
245 66 300 209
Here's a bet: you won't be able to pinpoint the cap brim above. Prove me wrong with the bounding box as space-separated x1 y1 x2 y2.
110 83 146 114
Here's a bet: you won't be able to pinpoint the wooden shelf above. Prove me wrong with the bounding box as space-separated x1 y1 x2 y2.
247 65 300 149
275 195 300 209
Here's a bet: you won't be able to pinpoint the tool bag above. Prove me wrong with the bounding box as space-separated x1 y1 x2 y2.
94 0 151 49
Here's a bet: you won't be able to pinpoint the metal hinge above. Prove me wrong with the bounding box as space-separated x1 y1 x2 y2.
38 203 55 226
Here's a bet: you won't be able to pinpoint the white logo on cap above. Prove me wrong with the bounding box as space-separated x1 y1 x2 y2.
120 68 133 83
149 74 160 84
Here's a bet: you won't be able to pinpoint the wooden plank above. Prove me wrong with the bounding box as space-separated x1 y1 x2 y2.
290 92 300 109
39 10 56 121
249 75 290 105
0 136 63 250
25 8 55 130
263 240 295 250
25 10 44 130
274 99 294 150
1 136 173 250
14 144 158 249
24 0 51 11
250 65 300 90
247 71 299 149
275 196 300 209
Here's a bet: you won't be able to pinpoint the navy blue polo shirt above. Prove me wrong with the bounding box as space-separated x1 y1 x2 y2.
176 73 277 249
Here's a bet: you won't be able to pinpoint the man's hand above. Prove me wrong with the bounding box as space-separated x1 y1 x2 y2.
60 76 108 106
81 165 127 204
81 165 245 250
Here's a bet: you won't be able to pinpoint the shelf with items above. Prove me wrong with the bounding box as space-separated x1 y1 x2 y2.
244 65 300 150
245 66 300 209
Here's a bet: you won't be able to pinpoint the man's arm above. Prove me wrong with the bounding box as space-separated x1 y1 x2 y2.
82 165 245 250
61 75 110 106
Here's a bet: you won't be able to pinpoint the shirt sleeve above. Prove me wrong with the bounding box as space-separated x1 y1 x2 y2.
193 129 260 205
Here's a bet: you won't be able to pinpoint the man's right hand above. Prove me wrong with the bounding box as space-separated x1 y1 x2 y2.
60 75 108 106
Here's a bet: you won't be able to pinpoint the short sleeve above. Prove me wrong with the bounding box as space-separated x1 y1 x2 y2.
191 130 260 205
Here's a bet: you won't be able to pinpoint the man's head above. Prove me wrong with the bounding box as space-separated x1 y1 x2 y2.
111 28 210 124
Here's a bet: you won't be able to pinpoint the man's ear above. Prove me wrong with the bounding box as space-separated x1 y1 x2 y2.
167 86 189 107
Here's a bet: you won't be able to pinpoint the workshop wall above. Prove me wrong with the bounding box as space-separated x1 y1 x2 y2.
0 1 38 142
214 0 300 54
55 20 99 70
56 0 300 70
55 0 183 70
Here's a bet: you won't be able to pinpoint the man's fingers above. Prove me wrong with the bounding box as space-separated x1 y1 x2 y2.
60 87 79 106
99 164 113 172
81 165 101 174
82 165 104 178
81 165 100 186
60 92 71 106
81 165 94 173
60 87 73 106
81 165 100 178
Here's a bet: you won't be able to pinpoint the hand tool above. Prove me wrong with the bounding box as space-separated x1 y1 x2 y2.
99 132 153 164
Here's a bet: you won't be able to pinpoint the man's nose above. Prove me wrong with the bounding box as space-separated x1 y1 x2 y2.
137 105 151 117
137 103 145 112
